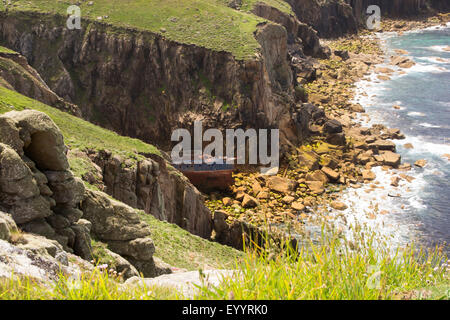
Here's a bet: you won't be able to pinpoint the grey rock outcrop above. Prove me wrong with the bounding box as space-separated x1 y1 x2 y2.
87 150 213 240
0 50 81 116
124 269 236 299
0 236 93 282
81 189 169 277
0 110 92 258
0 211 17 241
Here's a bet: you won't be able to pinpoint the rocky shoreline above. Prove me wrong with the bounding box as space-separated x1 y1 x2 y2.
205 13 450 243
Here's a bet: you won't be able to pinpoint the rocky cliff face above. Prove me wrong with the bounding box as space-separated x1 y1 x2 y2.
0 110 168 278
346 0 442 22
0 11 306 149
0 50 81 116
286 0 448 38
80 149 213 239
251 2 326 58
286 0 358 38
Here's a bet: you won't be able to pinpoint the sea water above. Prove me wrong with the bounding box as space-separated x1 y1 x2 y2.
342 24 450 253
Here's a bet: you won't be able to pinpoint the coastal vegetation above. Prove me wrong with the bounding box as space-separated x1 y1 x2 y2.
1 228 448 300
0 86 161 159
0 0 449 301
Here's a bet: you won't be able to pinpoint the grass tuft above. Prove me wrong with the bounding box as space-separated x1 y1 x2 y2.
194 229 449 300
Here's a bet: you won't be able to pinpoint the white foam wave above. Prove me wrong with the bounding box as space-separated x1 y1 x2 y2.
417 56 450 64
408 62 448 74
419 122 441 128
426 45 450 53
407 111 425 117
401 136 450 156
313 166 428 249
403 22 450 34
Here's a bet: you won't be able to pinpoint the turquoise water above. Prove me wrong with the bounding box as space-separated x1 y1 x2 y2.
360 26 450 251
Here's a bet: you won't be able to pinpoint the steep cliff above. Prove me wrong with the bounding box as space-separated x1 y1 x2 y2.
0 48 80 116
285 0 449 38
0 10 305 149
346 0 449 23
251 1 326 58
286 0 358 38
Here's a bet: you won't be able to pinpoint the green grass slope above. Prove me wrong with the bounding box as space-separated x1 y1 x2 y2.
1 0 271 60
240 0 293 14
138 212 244 270
0 86 160 157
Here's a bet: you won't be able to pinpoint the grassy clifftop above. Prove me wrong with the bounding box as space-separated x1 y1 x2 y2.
0 86 161 158
0 0 292 60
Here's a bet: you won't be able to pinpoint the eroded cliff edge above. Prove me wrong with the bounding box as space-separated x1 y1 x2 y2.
0 11 312 149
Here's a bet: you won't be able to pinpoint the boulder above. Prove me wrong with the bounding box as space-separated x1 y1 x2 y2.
281 195 295 204
379 151 401 167
321 167 340 181
107 237 155 262
414 159 427 168
368 140 396 151
222 197 232 206
306 170 329 184
81 190 151 241
362 170 376 181
126 257 172 278
266 176 297 194
0 237 92 283
391 176 401 187
323 119 343 134
326 133 346 146
5 110 69 171
331 201 348 211
71 219 93 260
100 247 140 279
349 104 365 113
16 233 65 259
320 155 339 169
404 143 414 149
297 149 320 171
306 181 324 194
334 50 349 60
398 61 415 68
252 181 262 196
390 55 410 66
256 190 269 199
399 174 415 183
291 202 305 211
242 194 258 208
0 211 18 241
